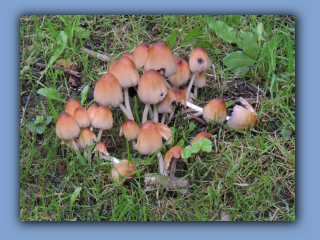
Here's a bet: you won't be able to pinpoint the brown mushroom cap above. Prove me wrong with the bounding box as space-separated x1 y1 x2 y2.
73 106 91 128
121 52 134 62
168 58 190 87
135 121 163 155
94 73 123 107
65 98 81 116
55 112 80 140
93 142 109 156
78 128 97 149
189 47 211 73
91 106 113 130
138 69 168 105
226 105 259 130
203 99 227 123
87 103 99 123
108 56 140 88
111 160 137 183
133 43 151 69
157 88 177 114
193 71 206 88
191 132 213 145
119 119 139 141
144 42 177 77
154 122 173 145
164 146 184 171
172 89 186 108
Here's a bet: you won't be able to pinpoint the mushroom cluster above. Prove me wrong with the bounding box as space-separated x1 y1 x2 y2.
55 42 260 182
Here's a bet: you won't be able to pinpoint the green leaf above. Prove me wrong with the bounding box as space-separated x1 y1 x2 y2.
166 29 179 49
207 18 241 46
241 32 259 59
37 87 63 101
223 51 256 69
259 35 284 61
70 187 82 210
44 116 53 125
256 22 264 42
231 66 250 76
225 100 235 109
182 27 202 45
191 142 201 153
188 121 196 133
282 129 292 139
181 146 192 159
76 27 90 39
198 138 212 152
34 116 44 125
193 41 214 50
26 123 46 134
176 139 185 147
80 85 90 105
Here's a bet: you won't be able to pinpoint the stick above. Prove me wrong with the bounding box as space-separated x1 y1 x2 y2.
29 62 81 78
81 47 110 62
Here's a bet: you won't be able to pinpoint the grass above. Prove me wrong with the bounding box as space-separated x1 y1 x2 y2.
20 15 295 221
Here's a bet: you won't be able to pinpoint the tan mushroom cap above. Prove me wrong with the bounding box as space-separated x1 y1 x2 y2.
56 112 80 141
93 142 109 156
191 132 213 145
65 98 81 116
94 73 123 107
181 85 195 103
144 42 177 77
135 121 163 155
138 69 168 105
172 89 186 108
189 47 211 73
157 88 177 114
154 122 173 145
168 58 190 87
164 146 184 171
111 160 137 183
91 106 113 130
108 56 140 88
78 128 97 149
108 60 117 72
226 106 259 130
121 52 134 62
193 71 206 88
203 99 227 123
73 106 91 128
119 119 139 141
133 43 151 69
87 103 99 123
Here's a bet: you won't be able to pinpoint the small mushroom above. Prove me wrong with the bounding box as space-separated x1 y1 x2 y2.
133 43 151 70
93 142 109 159
111 160 137 184
119 119 139 148
191 132 213 145
168 57 190 88
78 128 97 162
87 103 99 131
65 98 81 116
203 99 227 124
73 106 91 128
164 146 185 176
91 106 113 142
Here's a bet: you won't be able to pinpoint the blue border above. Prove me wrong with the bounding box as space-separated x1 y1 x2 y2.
4 1 318 239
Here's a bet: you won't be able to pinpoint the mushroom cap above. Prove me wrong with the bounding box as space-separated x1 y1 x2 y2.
172 89 186 108
91 106 113 130
135 121 163 155
203 99 227 123
226 105 259 130
189 47 211 73
93 142 109 156
121 52 134 62
55 112 80 141
111 160 137 183
65 98 81 116
108 56 140 88
87 103 99 123
133 43 151 69
73 106 91 128
78 128 97 148
119 119 139 141
164 146 184 171
193 71 206 88
108 60 117 72
157 88 177 114
138 69 168 105
154 122 173 145
144 42 177 77
94 73 123 107
168 58 190 87
191 132 213 145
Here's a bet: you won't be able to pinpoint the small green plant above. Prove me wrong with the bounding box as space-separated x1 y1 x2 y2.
26 115 52 134
181 138 213 159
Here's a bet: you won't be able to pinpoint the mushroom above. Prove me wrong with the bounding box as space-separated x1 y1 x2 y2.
133 43 151 70
168 58 190 89
91 106 113 142
93 141 109 159
164 146 185 176
203 99 227 124
191 132 213 145
144 42 177 77
108 56 140 120
93 72 132 120
73 106 91 128
65 98 81 116
55 112 80 151
193 71 206 98
226 97 259 130
157 88 177 124
77 128 97 162
181 85 195 104
138 69 168 123
121 52 134 62
119 119 139 148
185 47 211 101
111 160 137 184
87 103 99 131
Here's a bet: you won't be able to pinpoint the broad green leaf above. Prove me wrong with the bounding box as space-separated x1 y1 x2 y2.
44 116 53 125
176 139 185 147
188 121 196 133
282 129 292 139
225 100 235 109
76 27 90 39
198 138 212 152
34 116 44 125
231 66 250 76
193 41 214 50
182 27 202 45
166 29 179 49
207 18 241 46
37 87 63 101
223 51 255 69
241 32 259 59
181 146 192 159
259 35 284 61
26 123 46 134
81 85 90 105
191 142 201 153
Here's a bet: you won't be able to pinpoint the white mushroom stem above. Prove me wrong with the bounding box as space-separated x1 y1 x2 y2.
71 139 79 151
194 86 198 99
185 73 196 101
186 101 203 113
132 140 136 149
161 113 167 124
142 104 150 124
157 152 166 175
153 104 159 122
119 103 134 120
124 88 134 120
149 107 154 119
97 128 104 142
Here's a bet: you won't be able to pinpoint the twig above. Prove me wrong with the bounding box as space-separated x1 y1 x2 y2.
81 47 110 62
29 61 82 78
